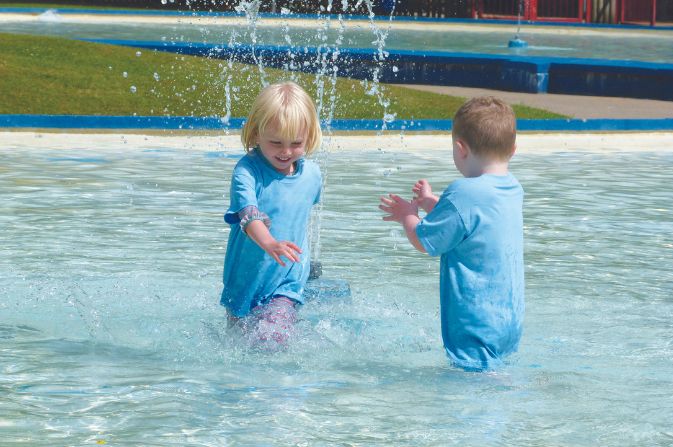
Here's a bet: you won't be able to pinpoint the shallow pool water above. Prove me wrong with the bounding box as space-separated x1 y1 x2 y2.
1 140 672 445
3 18 673 63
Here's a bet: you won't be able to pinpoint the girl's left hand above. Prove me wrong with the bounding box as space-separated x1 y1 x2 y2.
263 240 302 267
379 194 418 223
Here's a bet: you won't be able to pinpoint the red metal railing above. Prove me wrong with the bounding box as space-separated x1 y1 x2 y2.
472 0 528 20
472 0 590 23
537 0 583 21
619 0 657 26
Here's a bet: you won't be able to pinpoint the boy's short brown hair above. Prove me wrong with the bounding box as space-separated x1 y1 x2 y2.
452 96 516 161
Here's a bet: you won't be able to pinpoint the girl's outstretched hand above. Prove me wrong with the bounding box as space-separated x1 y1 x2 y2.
412 179 439 213
379 194 418 223
244 220 302 267
263 240 302 267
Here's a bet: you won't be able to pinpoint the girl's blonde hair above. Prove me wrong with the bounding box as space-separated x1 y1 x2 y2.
241 81 322 156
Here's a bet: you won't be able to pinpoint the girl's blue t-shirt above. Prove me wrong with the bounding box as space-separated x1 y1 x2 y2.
221 149 322 317
416 173 525 371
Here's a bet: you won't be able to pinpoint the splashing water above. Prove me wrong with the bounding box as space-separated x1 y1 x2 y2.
362 0 396 132
516 0 524 36
204 0 397 260
3 139 673 445
509 0 529 48
104 0 397 319
37 9 63 23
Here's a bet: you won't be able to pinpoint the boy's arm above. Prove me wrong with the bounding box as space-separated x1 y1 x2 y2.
244 220 302 267
379 194 427 254
399 214 426 254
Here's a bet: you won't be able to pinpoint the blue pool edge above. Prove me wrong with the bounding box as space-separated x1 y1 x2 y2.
1 115 673 132
84 39 673 101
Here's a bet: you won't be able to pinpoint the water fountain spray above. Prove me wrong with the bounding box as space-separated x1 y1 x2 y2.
508 0 528 48
306 0 395 301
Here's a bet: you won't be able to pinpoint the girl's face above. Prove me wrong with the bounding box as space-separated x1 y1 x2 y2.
256 121 307 175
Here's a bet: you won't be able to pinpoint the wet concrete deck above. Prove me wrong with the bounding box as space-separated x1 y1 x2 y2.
394 85 673 119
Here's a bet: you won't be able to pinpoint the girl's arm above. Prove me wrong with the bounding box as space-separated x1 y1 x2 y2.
238 205 301 266
244 220 302 267
412 179 439 213
379 194 427 253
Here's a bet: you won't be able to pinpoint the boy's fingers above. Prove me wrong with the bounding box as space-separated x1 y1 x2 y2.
391 194 408 204
382 215 395 222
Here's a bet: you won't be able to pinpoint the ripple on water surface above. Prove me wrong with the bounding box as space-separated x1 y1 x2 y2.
1 146 672 445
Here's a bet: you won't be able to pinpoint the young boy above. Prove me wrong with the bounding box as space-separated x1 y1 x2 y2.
379 96 524 371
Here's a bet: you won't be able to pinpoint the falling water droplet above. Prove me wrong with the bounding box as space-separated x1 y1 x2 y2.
130 86 137 93
135 51 142 57
122 71 128 78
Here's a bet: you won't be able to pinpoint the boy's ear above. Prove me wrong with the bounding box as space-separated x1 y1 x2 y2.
455 139 469 159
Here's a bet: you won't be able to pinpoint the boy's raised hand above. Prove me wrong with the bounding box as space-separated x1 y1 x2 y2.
379 194 427 253
379 194 418 223
412 179 439 213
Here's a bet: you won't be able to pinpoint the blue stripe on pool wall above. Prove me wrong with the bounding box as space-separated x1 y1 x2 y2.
2 115 673 132
0 115 245 130
84 39 673 101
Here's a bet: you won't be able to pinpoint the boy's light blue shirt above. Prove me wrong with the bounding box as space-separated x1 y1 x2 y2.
221 149 321 317
416 173 524 371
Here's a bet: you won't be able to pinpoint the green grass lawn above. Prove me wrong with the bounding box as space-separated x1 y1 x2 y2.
0 32 566 120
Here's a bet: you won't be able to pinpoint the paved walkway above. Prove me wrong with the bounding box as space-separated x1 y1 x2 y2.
395 85 673 119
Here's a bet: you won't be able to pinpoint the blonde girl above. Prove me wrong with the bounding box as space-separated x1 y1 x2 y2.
221 82 322 346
